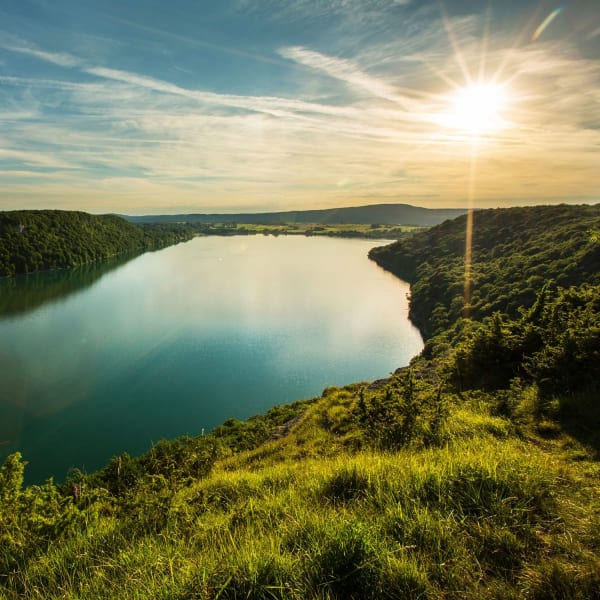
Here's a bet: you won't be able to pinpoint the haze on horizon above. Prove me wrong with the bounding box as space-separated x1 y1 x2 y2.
1 0 599 215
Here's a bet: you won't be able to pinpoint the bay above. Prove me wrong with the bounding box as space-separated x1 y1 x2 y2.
0 235 423 483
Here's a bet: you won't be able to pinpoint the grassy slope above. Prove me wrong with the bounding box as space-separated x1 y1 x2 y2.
1 205 599 599
3 383 598 599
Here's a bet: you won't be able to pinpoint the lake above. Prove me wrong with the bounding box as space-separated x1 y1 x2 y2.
0 235 423 483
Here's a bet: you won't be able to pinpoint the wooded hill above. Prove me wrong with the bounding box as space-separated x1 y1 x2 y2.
1 204 599 599
369 204 600 340
124 203 468 226
0 211 194 277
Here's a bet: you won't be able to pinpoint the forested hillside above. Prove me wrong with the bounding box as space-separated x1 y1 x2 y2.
369 204 600 339
0 211 194 277
1 205 599 599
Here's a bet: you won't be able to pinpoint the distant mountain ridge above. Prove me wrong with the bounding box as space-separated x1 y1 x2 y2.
123 203 468 226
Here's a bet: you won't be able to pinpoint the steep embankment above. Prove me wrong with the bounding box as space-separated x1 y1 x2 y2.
1 204 599 599
369 204 600 340
0 210 194 277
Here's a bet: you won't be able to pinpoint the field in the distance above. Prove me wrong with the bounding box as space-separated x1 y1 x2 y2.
194 222 424 239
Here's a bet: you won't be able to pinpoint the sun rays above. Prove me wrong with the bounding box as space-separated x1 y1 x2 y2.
430 2 524 316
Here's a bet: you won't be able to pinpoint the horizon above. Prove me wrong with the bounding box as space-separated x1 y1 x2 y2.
3 199 600 218
1 0 599 214
120 198 599 217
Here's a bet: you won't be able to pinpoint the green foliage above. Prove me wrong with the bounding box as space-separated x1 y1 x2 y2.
0 453 82 578
525 284 600 396
452 284 600 397
0 210 194 276
524 559 600 600
78 436 217 500
211 399 313 454
1 387 599 598
370 204 600 339
354 371 447 450
303 519 382 599
187 221 422 240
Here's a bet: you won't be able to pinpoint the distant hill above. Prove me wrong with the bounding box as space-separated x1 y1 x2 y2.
123 203 468 226
0 210 194 277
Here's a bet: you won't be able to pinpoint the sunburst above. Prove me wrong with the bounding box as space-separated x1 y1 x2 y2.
442 81 509 136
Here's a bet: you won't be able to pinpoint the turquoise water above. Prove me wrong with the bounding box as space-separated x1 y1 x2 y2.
0 236 423 483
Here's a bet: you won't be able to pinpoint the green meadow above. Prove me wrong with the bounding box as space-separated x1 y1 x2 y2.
188 221 423 240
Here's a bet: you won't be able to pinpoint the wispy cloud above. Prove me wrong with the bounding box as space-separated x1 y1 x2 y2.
84 65 362 120
108 16 289 69
235 0 413 24
278 46 418 110
0 34 81 67
0 148 78 169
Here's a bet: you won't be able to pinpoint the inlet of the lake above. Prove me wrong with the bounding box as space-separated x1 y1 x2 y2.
0 235 423 483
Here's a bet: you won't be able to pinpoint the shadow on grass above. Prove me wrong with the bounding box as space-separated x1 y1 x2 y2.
556 386 600 456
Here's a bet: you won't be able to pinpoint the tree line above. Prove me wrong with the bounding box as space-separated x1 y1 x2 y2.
0 210 195 277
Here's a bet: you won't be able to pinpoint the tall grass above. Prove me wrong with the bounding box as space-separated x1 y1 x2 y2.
2 384 599 599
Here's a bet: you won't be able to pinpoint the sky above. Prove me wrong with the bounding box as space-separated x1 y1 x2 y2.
1 0 599 215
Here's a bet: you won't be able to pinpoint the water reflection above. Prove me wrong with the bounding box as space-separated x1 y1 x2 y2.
0 253 137 319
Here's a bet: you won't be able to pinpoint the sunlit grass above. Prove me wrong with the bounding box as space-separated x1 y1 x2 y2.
2 381 599 599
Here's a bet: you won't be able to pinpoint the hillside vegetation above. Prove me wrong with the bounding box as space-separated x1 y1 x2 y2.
0 210 194 277
369 204 600 339
1 205 599 599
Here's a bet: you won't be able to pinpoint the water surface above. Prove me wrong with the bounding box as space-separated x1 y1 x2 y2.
0 236 423 483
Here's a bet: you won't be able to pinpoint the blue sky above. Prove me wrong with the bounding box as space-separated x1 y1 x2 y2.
1 0 599 214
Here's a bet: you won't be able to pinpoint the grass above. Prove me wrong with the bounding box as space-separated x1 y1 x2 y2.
2 380 599 599
193 221 424 240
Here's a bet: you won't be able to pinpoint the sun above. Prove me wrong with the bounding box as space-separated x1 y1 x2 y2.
441 82 509 137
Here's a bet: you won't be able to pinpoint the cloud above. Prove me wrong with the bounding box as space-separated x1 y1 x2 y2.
1 4 599 214
83 65 366 122
235 0 412 24
0 148 78 169
86 67 196 98
109 17 289 70
0 35 81 67
278 46 416 110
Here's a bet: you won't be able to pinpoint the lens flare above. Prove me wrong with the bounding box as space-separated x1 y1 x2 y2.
532 7 563 42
